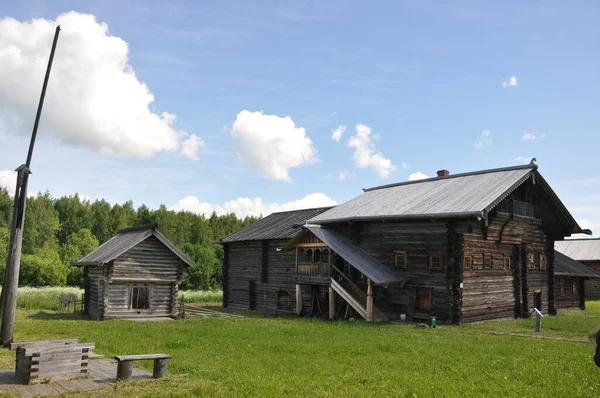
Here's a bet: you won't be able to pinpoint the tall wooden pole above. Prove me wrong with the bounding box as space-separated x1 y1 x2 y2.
1 26 60 346
366 279 373 322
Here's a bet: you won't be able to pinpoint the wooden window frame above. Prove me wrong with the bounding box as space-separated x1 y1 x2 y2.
540 253 547 271
394 250 408 269
129 285 151 310
503 256 512 272
527 252 535 270
429 254 443 271
559 279 565 296
276 290 292 310
483 254 493 270
462 256 472 271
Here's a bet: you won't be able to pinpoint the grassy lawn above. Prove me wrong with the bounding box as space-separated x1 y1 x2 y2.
1 302 599 397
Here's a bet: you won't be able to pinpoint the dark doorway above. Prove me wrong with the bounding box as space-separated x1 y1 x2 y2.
415 289 431 313
248 280 256 310
533 290 542 311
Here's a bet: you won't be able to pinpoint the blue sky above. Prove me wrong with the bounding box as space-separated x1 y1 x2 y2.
1 1 599 232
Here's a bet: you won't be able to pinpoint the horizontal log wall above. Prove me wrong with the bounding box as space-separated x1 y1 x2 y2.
555 276 583 309
86 266 104 320
582 261 600 298
104 282 173 318
112 236 183 282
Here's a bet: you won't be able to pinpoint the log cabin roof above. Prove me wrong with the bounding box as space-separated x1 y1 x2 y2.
220 207 334 243
308 163 586 235
554 251 600 277
555 239 600 262
73 224 197 267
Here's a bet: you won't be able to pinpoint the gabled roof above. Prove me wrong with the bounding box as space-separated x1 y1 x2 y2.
309 164 586 235
73 224 196 268
285 225 405 286
555 239 600 262
554 251 600 277
220 207 334 243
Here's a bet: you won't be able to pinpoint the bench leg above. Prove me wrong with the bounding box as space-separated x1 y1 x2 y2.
117 361 133 381
153 358 168 379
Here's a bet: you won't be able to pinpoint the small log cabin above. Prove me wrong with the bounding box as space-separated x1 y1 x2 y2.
222 162 592 324
555 239 600 298
74 225 197 320
553 250 599 310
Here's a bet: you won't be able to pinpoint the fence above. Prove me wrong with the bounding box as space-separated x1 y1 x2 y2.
59 294 84 313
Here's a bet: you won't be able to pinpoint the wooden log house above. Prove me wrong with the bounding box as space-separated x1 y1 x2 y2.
221 163 591 324
553 250 599 310
555 239 600 298
74 224 197 320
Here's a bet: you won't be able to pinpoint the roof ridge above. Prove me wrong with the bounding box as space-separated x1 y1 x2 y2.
268 206 335 216
363 164 535 192
117 223 158 234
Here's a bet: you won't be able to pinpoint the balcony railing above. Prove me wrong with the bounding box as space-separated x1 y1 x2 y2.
297 263 330 278
497 200 541 223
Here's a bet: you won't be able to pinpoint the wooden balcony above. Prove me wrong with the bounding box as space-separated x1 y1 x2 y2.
497 200 541 223
297 263 330 278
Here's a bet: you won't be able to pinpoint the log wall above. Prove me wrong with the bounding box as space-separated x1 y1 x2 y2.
555 276 584 309
582 261 600 298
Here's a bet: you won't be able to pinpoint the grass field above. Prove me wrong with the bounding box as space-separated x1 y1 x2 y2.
0 301 599 397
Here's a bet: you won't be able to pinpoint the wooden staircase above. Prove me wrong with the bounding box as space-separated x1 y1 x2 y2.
330 267 386 321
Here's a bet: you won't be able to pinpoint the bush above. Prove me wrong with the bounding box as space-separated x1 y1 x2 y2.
20 246 68 287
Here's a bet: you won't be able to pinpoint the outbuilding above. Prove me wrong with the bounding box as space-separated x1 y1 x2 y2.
73 224 196 320
553 250 599 309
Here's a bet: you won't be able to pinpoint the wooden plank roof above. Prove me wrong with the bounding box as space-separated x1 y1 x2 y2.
220 207 333 243
555 239 600 262
73 224 197 268
554 251 600 277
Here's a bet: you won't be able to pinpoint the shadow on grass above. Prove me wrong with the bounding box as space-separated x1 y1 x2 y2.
26 311 88 321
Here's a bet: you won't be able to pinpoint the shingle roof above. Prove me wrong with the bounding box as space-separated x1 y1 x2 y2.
220 207 334 243
309 164 584 235
554 251 600 277
73 224 196 268
555 239 600 262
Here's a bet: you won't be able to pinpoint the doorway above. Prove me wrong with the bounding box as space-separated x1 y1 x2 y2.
533 290 542 311
415 289 431 313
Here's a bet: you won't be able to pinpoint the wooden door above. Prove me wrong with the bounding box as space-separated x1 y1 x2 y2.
415 289 431 313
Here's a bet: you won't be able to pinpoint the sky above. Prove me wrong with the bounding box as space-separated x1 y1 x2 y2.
0 1 599 234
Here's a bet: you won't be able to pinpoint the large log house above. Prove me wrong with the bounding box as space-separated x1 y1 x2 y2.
221 163 591 324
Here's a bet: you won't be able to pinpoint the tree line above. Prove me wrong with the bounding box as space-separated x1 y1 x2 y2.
0 188 258 290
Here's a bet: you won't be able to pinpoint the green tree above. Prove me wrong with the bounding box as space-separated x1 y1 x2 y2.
55 194 92 245
181 243 222 290
60 228 99 287
90 199 112 243
20 244 67 286
22 191 60 254
0 188 12 229
0 227 9 284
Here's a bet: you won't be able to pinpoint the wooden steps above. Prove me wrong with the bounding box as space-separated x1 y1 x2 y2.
331 278 386 321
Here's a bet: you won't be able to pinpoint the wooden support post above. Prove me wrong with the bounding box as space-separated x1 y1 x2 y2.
153 358 169 379
296 284 303 316
366 279 373 322
328 287 335 320
116 360 133 381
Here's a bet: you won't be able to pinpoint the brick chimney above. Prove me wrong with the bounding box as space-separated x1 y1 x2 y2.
437 169 450 177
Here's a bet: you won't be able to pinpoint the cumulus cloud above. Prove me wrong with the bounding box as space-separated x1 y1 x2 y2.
337 170 353 181
347 124 396 178
502 76 519 88
0 12 200 159
170 193 337 218
515 156 533 164
230 110 317 182
408 172 428 181
522 132 545 141
181 134 205 161
474 130 492 149
0 169 17 195
331 125 346 142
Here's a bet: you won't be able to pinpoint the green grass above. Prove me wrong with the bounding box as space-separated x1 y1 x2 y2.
179 289 223 303
0 302 599 397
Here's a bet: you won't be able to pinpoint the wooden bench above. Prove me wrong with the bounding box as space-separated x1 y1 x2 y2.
10 339 95 384
114 354 172 381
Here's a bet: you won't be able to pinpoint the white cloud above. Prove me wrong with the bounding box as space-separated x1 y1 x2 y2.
0 169 16 195
347 124 396 178
522 132 545 141
408 172 428 181
337 170 353 181
474 130 492 149
230 110 317 182
515 156 533 164
181 134 205 161
400 161 409 169
170 193 337 218
502 76 519 88
331 125 346 142
0 12 201 159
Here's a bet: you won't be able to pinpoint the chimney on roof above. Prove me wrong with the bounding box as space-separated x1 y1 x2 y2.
437 169 450 177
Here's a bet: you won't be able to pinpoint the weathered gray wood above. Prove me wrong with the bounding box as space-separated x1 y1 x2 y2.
152 358 168 379
115 354 171 361
116 360 133 381
9 339 78 351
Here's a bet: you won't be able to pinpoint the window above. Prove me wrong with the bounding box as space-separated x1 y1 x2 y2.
559 279 565 296
527 252 535 270
540 253 547 271
130 286 149 310
573 280 578 295
429 254 443 270
484 255 492 269
394 251 407 269
305 249 313 263
503 256 512 271
314 249 321 263
277 291 292 309
322 249 330 264
462 256 472 271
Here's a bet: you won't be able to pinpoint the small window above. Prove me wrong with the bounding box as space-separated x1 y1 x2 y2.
540 253 547 271
462 256 472 271
322 249 330 264
503 256 512 271
484 255 492 269
559 279 565 296
394 251 407 269
429 254 443 270
314 249 321 263
131 287 149 310
527 252 535 270
306 249 313 263
573 280 578 295
277 291 292 309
